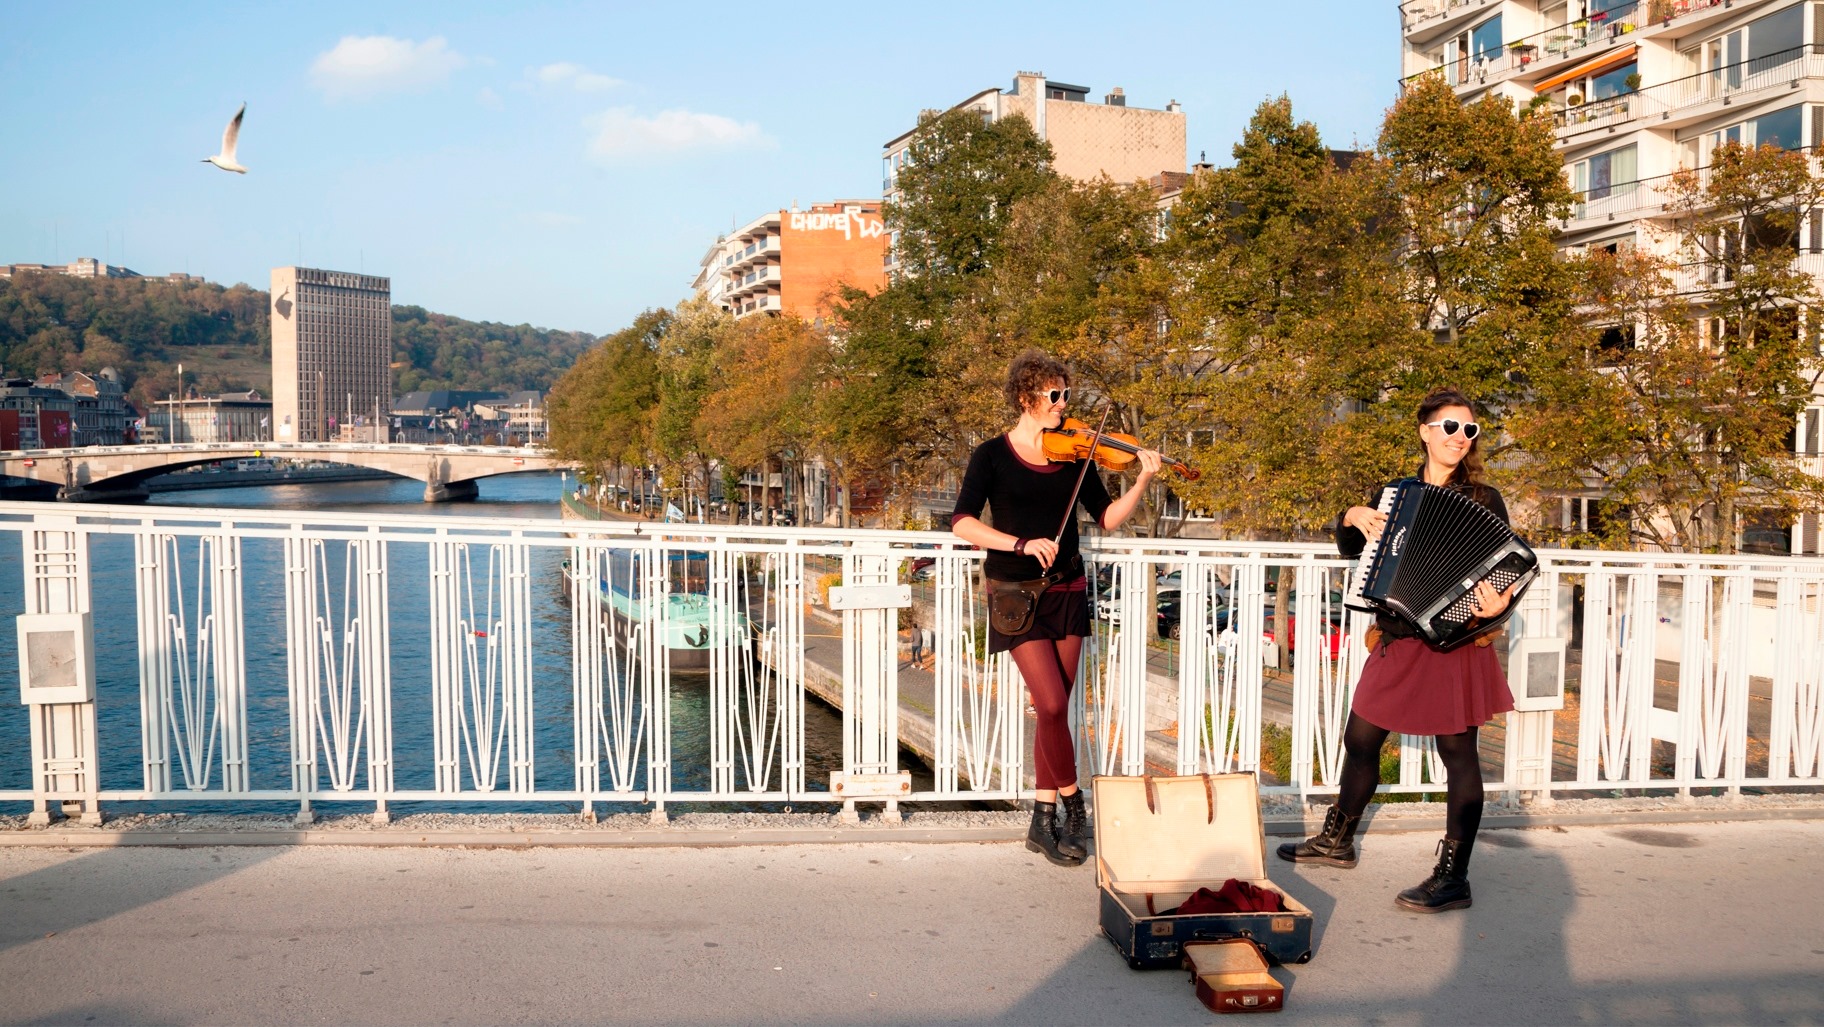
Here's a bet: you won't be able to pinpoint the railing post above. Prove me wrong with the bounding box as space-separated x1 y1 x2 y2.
1503 569 1561 806
20 514 101 826
832 552 908 824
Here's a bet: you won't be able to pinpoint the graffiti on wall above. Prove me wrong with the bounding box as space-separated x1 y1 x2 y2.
789 205 883 241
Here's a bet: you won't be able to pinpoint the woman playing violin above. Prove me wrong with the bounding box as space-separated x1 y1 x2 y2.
951 349 1162 867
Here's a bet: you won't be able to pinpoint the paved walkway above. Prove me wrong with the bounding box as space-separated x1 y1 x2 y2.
2 820 1821 1025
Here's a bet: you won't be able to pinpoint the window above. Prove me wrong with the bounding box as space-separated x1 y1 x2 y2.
1572 144 1637 201
1470 15 1503 63
1707 104 1804 152
1755 104 1805 149
1591 61 1637 100
1747 3 1804 62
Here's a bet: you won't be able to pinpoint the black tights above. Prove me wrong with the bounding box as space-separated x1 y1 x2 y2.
1009 636 1084 792
1335 712 1485 843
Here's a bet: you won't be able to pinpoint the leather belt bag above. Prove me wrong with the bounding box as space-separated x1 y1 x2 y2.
987 555 1081 636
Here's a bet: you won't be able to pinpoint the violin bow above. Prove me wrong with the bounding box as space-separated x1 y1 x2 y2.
1051 404 1113 551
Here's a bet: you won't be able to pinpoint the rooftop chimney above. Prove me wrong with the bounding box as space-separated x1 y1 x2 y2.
1166 99 1183 113
1105 87 1126 106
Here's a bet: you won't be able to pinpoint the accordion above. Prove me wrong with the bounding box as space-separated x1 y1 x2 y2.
1343 479 1537 651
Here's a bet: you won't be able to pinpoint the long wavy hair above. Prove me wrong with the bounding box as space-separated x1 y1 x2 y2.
1416 387 1486 488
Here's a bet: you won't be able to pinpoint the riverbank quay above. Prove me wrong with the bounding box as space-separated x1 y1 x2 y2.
1 819 1821 1026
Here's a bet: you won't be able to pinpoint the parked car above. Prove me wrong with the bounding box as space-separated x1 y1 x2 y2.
1159 598 1345 657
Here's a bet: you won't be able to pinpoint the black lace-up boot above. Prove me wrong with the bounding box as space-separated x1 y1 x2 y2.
1025 800 1083 867
1057 790 1088 861
1276 805 1362 868
1395 838 1473 913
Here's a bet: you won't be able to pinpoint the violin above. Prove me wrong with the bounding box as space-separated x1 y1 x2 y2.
1041 417 1200 481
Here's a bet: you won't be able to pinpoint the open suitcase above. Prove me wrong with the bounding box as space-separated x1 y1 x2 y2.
1094 773 1314 970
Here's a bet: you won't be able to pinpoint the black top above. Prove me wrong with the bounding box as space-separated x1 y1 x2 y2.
1333 472 1510 640
952 435 1113 581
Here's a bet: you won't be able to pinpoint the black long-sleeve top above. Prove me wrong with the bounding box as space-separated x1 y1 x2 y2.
951 435 1112 582
1334 473 1509 640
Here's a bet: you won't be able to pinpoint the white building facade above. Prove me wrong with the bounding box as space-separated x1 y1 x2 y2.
1401 0 1824 554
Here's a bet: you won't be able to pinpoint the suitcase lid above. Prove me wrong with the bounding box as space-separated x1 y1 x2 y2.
1092 773 1266 893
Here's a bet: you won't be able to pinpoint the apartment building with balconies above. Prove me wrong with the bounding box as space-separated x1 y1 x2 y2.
692 200 888 322
1402 0 1824 554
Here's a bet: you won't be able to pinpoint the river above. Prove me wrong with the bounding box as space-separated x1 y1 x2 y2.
0 472 945 817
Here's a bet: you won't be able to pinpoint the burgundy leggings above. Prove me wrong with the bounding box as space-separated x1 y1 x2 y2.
1010 636 1085 790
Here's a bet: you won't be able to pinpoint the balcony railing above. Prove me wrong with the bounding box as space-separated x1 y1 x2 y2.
1669 251 1824 295
1554 45 1824 138
4 501 1822 825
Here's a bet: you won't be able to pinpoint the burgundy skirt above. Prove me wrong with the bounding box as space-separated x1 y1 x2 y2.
1351 637 1514 736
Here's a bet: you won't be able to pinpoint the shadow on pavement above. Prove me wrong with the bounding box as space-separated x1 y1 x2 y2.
0 845 282 958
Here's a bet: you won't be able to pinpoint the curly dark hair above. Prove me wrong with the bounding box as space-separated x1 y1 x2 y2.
1415 387 1486 487
1005 349 1071 413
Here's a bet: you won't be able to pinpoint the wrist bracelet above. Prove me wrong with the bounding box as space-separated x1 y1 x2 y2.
1013 538 1027 556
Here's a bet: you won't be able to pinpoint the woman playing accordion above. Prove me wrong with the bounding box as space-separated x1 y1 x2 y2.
1277 387 1519 914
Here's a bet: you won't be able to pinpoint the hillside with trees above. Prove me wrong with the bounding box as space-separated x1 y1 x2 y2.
0 273 595 409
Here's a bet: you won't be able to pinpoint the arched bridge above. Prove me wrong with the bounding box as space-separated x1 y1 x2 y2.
0 441 576 502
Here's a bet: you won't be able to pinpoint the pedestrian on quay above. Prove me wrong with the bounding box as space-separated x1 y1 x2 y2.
1278 387 1519 912
907 610 926 669
950 349 1161 867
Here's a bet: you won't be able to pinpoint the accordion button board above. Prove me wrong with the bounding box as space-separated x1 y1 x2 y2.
1344 479 1538 651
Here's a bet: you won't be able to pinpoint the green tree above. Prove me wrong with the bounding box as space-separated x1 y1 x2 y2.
546 310 664 490
826 109 1059 487
653 299 732 518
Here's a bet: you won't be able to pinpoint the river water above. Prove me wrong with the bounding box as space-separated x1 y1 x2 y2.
0 472 940 817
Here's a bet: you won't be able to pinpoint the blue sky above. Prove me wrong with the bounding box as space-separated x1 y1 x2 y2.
3 2 1398 334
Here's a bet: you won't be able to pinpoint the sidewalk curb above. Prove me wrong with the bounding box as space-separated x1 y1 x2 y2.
3 805 1821 848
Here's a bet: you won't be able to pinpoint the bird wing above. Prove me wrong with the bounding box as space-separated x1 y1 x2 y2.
221 103 245 160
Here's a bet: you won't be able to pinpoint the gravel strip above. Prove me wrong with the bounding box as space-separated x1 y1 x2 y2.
3 790 1820 836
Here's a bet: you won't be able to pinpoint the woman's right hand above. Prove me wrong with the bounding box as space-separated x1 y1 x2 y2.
1022 536 1058 570
1344 505 1387 541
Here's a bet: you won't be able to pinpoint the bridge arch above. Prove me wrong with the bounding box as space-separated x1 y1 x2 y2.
0 442 573 502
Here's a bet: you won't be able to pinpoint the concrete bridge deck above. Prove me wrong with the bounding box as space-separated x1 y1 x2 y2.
2 817 1821 1025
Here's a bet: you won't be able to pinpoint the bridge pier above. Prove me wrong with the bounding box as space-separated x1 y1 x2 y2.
423 479 479 503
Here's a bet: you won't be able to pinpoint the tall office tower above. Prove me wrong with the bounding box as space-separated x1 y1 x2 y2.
270 266 392 443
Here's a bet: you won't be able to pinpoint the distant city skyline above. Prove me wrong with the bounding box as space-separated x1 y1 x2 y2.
2 2 1398 334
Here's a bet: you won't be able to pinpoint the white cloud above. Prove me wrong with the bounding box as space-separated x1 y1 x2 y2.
477 86 504 110
532 62 623 92
310 35 468 100
586 107 771 162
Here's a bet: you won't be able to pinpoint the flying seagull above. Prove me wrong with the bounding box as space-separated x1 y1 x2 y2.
202 103 248 174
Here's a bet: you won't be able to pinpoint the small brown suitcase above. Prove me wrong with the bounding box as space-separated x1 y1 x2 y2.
1185 939 1283 1013
1094 773 1314 969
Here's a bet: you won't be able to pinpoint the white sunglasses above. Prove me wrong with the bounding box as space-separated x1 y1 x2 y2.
1424 418 1480 441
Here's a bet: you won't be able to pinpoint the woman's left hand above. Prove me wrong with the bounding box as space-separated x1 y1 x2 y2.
1136 449 1163 479
1470 580 1519 620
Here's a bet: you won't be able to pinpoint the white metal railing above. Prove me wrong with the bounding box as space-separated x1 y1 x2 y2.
2 500 1820 825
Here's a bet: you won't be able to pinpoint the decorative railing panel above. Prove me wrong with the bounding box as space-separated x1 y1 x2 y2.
3 501 1822 821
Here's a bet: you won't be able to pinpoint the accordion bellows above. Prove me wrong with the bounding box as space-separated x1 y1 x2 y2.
1344 480 1538 651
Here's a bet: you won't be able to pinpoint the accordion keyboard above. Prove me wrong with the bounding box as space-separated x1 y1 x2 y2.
1343 483 1402 612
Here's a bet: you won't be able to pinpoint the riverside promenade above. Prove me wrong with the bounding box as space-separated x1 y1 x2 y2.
2 815 1823 1025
